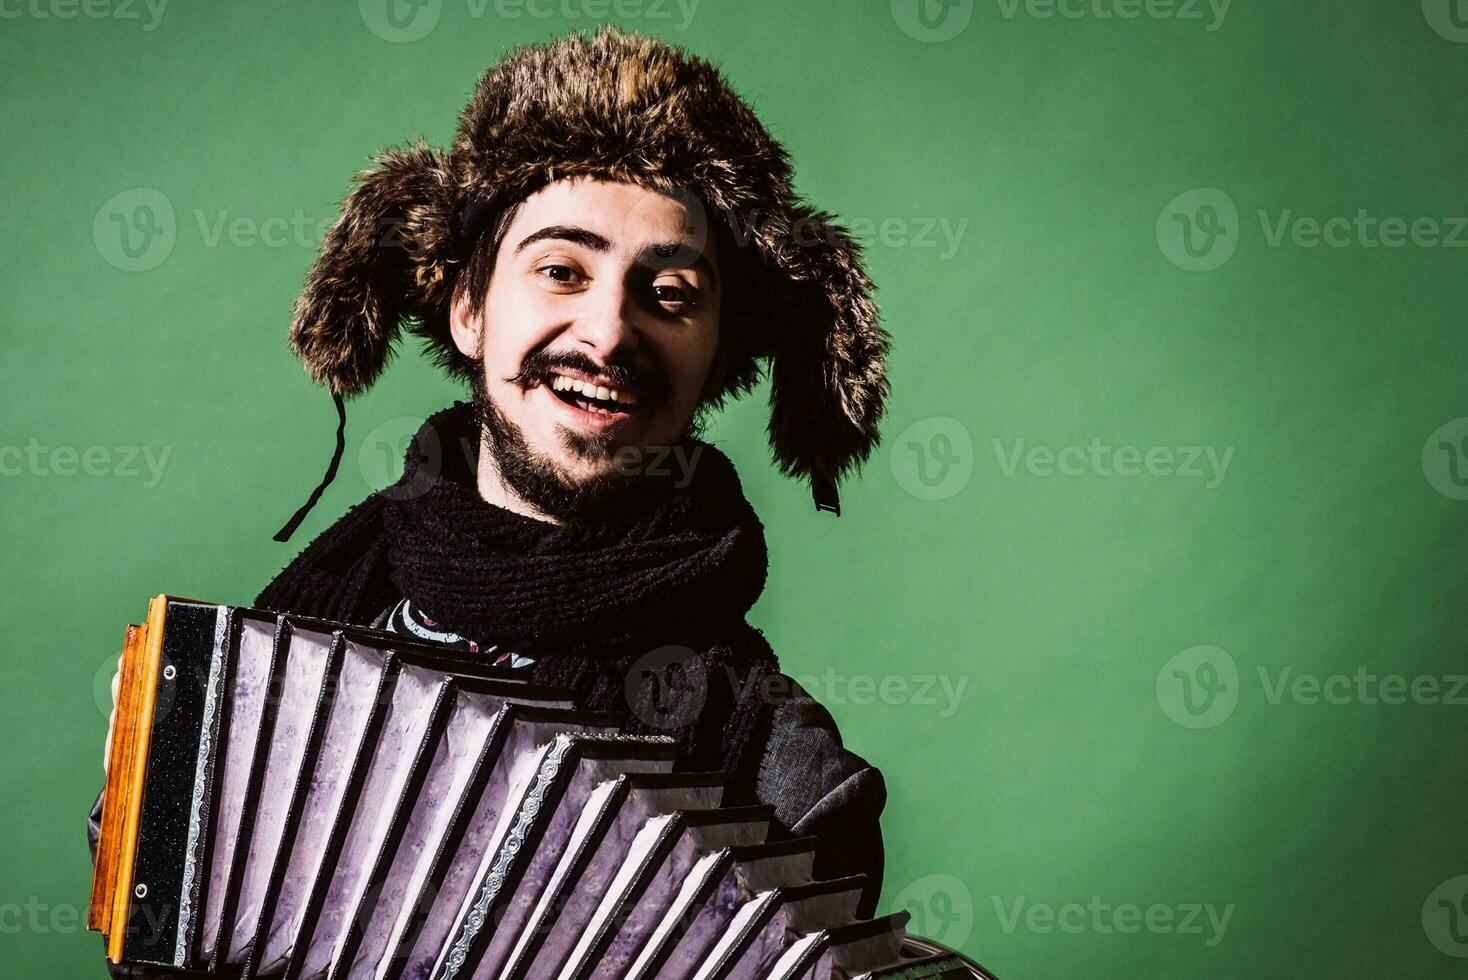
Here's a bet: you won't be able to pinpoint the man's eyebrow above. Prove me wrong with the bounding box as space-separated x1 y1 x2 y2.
513 224 612 254
514 224 719 289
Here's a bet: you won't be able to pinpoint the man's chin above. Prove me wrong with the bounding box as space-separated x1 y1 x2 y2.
475 391 678 522
519 455 670 521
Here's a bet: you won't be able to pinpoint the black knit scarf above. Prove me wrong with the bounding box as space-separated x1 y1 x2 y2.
256 402 783 786
382 401 770 657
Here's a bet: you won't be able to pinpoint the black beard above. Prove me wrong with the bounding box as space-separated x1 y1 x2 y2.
469 370 702 523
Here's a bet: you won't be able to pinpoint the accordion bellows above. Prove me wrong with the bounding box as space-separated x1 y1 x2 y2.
90 596 983 980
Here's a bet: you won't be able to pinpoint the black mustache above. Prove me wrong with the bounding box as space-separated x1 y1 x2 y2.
506 349 667 403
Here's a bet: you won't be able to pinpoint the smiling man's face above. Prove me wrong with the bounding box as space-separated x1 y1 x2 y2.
449 177 723 520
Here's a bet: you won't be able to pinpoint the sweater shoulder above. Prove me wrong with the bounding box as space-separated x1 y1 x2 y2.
747 667 887 917
753 673 885 822
254 493 393 623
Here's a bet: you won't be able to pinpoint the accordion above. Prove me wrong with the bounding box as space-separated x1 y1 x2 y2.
89 596 990 980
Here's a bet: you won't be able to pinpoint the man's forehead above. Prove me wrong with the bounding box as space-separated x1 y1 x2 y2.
505 177 719 283
512 176 711 247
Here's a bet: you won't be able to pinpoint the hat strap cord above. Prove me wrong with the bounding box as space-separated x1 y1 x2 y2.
272 391 347 542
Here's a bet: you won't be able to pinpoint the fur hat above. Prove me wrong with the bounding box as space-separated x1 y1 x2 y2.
282 25 888 529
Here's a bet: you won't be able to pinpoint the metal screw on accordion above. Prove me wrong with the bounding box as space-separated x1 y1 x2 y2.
135 883 148 899
163 664 177 680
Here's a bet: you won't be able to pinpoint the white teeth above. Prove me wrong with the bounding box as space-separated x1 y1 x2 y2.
548 374 637 407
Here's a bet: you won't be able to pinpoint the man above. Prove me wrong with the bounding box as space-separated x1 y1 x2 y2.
91 24 893 966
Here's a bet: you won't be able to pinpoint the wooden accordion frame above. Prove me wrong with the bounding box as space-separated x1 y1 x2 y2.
89 596 994 980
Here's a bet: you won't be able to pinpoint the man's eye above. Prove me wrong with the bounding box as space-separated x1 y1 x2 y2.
654 283 693 308
538 264 582 284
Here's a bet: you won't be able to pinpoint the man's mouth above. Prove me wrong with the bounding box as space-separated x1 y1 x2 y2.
543 372 641 419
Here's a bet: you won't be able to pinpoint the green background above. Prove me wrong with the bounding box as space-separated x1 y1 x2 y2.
3 1 1467 976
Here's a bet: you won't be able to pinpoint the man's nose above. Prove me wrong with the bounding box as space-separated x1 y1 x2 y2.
570 278 641 360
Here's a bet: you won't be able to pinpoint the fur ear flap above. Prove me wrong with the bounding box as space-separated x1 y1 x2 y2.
289 141 454 397
765 207 891 506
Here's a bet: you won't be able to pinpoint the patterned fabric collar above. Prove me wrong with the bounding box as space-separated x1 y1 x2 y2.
381 596 537 668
